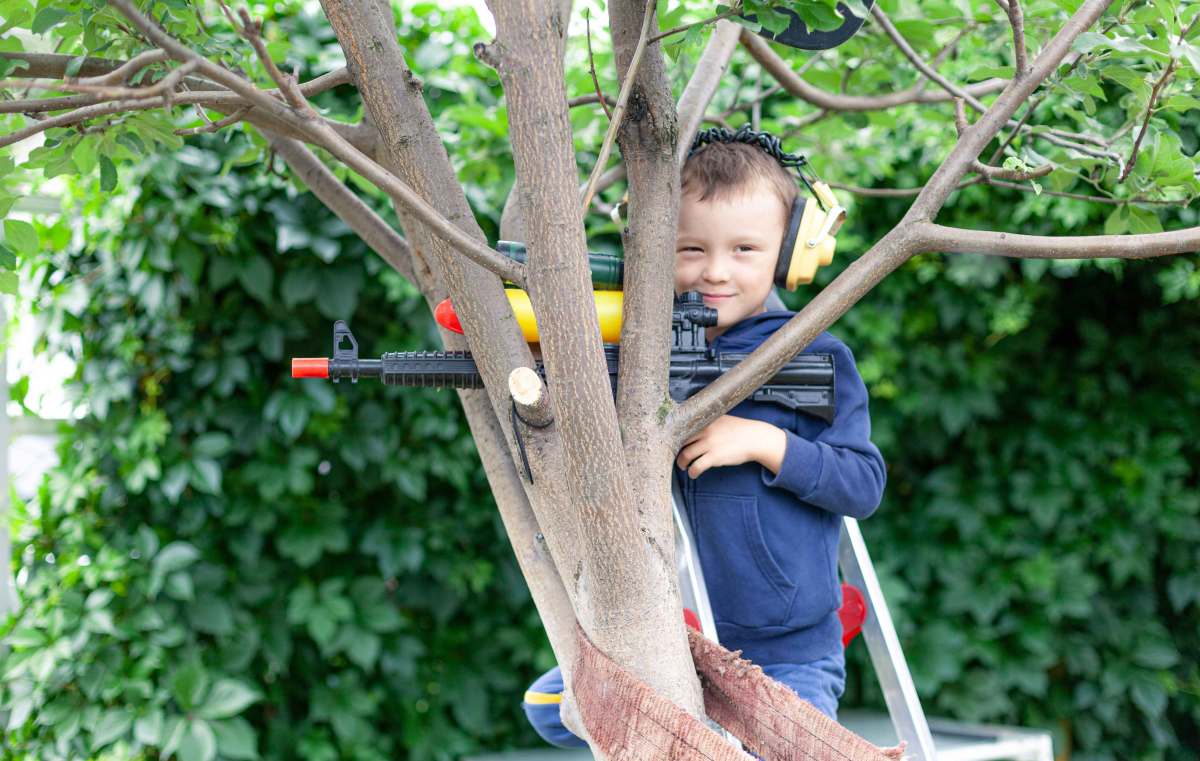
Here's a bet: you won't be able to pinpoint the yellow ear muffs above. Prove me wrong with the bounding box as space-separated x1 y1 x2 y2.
774 181 846 291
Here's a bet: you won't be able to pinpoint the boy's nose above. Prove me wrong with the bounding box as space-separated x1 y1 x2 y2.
702 256 731 283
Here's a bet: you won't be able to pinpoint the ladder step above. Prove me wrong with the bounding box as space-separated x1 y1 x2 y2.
840 711 1054 761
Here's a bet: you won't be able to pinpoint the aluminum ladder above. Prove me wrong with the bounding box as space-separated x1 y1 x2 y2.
673 480 1054 761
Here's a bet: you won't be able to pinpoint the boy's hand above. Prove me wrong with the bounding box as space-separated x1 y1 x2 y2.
677 415 787 478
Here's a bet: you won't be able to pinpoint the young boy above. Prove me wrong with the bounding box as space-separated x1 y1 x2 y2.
522 137 886 746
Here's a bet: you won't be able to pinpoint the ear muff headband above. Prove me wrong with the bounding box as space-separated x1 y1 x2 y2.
775 196 807 288
688 126 845 292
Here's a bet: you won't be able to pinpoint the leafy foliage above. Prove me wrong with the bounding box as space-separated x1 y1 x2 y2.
1 1 1198 760
2 132 553 760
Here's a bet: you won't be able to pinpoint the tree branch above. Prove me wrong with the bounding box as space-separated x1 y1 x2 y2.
668 0 1119 445
0 51 126 79
0 86 375 156
867 7 1122 163
175 105 250 135
913 221 1200 259
568 92 617 109
1001 0 1029 76
582 19 741 206
607 0 680 428
584 10 613 121
1 60 198 101
1119 60 1178 182
905 0 1116 222
579 0 657 213
267 132 417 282
675 20 742 168
76 49 170 85
236 8 311 110
105 0 523 286
647 7 742 45
487 0 703 725
740 29 1008 111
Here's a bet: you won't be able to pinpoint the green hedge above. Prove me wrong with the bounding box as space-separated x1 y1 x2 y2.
3 4 1198 760
2 136 553 761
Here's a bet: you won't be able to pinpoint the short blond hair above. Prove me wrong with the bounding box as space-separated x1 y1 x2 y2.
681 141 797 222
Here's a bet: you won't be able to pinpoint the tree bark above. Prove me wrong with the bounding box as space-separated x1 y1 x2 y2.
317 0 582 671
483 0 704 733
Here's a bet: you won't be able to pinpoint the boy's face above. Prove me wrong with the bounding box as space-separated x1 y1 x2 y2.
675 179 788 334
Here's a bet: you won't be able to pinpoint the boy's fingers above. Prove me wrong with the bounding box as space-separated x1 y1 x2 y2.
687 454 712 479
676 441 706 469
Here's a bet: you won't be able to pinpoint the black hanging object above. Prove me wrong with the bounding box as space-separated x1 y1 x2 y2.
744 0 876 50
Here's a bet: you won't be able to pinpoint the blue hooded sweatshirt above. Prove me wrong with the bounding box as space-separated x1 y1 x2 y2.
674 310 886 666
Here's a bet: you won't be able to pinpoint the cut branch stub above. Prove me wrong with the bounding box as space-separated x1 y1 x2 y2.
509 366 554 428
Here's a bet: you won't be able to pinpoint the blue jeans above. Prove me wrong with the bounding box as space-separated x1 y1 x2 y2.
521 651 846 749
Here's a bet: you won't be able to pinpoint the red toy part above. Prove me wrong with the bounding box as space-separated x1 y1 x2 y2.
434 298 464 334
839 583 867 647
685 587 864 645
291 358 329 378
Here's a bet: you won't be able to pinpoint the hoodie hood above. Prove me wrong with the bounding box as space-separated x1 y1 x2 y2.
710 310 833 354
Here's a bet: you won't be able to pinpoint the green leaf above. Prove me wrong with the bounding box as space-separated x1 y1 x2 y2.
1104 205 1128 235
64 55 87 78
0 271 16 295
198 679 261 720
211 718 259 760
336 625 381 670
171 660 209 710
1126 206 1163 234
1135 132 1194 186
3 219 37 256
1071 32 1110 54
99 155 117 192
116 132 145 156
164 571 195 601
161 464 190 503
1133 640 1179 669
90 709 133 751
238 256 273 303
190 458 223 494
178 720 218 761
134 710 164 745
73 136 98 175
193 432 232 458
1174 41 1200 73
281 268 319 307
154 541 201 575
30 7 69 34
1130 679 1167 719
1162 94 1200 112
160 717 187 758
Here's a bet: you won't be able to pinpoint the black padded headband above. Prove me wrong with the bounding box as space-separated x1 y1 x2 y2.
688 125 818 200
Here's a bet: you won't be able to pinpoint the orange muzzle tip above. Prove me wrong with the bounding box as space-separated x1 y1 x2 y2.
292 358 329 378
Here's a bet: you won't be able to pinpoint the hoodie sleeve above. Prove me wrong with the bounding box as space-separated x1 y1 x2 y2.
760 339 886 519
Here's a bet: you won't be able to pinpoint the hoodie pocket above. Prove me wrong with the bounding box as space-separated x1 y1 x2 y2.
692 491 797 628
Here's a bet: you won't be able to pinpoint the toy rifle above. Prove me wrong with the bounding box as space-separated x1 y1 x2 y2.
293 292 836 422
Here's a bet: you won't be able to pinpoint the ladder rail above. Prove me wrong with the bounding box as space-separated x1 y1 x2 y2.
839 517 938 761
673 483 720 641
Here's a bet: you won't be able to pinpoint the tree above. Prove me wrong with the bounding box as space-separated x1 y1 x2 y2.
1 0 1197 757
